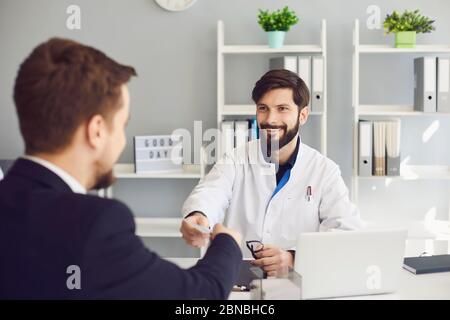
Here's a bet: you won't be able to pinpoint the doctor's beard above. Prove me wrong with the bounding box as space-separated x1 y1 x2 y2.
260 118 300 158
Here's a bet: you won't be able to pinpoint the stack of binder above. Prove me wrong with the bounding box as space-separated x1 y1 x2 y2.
220 118 258 157
358 119 401 177
414 57 450 113
269 56 324 112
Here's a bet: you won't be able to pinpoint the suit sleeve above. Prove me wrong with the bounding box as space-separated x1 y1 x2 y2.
181 153 236 226
318 164 365 231
81 200 242 299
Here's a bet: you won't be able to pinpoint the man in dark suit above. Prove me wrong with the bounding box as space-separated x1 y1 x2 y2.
0 38 242 299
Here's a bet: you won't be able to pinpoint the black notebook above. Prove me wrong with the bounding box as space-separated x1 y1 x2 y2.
403 254 450 275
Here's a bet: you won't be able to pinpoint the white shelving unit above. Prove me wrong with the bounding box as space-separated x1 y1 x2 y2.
217 20 328 156
351 19 450 221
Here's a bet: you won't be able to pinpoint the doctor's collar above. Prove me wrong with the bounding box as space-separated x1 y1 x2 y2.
259 136 301 169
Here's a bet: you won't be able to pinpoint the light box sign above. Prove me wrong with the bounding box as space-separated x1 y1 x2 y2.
134 135 183 173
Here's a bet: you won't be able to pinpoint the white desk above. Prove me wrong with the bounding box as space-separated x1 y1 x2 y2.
166 240 450 300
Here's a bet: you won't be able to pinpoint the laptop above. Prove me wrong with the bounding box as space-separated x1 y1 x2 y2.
294 229 407 299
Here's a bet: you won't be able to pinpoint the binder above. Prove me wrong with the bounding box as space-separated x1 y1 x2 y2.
414 57 436 113
437 57 450 113
385 119 401 176
358 121 373 176
297 56 312 93
269 56 297 73
373 122 386 176
220 121 235 156
235 121 249 149
403 254 450 275
249 118 259 141
311 56 324 112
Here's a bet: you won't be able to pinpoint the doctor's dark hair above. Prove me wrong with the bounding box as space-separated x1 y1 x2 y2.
252 69 310 110
13 37 137 154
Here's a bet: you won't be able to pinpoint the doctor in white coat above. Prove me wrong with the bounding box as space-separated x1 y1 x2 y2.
180 69 363 275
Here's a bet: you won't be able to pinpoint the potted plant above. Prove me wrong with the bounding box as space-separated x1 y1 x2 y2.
383 9 435 48
258 6 299 49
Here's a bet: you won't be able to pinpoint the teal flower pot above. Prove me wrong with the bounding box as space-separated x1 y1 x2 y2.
267 31 286 49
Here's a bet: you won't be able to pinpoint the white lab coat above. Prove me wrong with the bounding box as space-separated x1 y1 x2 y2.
182 138 363 256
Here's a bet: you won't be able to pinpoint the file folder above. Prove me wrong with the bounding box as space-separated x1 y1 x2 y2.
385 119 401 176
311 56 324 112
358 121 373 176
373 122 386 176
220 121 235 157
297 56 312 94
269 56 297 74
437 57 450 113
414 57 436 113
249 118 258 141
235 121 249 149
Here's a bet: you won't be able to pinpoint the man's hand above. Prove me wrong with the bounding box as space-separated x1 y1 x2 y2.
211 224 242 247
250 244 294 277
180 212 210 247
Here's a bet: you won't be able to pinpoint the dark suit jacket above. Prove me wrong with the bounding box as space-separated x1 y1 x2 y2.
0 159 242 299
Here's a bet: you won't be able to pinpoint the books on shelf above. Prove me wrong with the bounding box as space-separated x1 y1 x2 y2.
414 56 450 113
220 118 259 156
134 135 183 174
269 55 324 112
358 119 401 177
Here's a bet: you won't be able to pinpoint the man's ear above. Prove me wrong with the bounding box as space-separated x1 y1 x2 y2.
86 114 107 149
299 106 309 126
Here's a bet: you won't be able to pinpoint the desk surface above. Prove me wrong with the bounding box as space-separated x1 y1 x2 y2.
166 255 450 300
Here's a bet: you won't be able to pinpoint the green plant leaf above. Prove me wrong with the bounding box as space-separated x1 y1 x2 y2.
383 9 435 34
257 6 299 32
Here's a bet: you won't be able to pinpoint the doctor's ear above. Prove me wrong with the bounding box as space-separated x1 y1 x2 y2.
299 106 309 126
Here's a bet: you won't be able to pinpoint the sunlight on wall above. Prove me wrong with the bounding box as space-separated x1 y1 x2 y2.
422 120 440 143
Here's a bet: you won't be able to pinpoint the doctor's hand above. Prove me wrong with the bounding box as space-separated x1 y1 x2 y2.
250 244 294 277
180 212 211 247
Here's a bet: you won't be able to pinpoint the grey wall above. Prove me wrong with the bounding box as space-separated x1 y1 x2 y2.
1 0 450 253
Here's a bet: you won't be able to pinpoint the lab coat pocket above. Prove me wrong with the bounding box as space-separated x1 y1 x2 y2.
281 195 320 238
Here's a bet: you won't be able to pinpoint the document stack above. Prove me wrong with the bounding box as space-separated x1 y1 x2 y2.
220 118 259 157
358 119 401 177
269 55 324 112
414 57 450 113
134 135 183 173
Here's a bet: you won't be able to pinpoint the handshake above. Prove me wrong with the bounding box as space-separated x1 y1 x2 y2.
180 212 242 247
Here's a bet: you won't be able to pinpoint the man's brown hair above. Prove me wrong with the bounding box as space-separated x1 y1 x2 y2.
252 69 310 110
13 38 137 154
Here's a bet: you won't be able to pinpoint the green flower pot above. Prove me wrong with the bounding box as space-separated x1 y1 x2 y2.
267 31 286 49
395 31 416 48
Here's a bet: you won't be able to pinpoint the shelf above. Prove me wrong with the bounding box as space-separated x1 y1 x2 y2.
358 105 450 117
221 104 323 116
114 163 202 179
221 45 322 54
358 45 450 54
358 165 450 180
134 217 182 238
